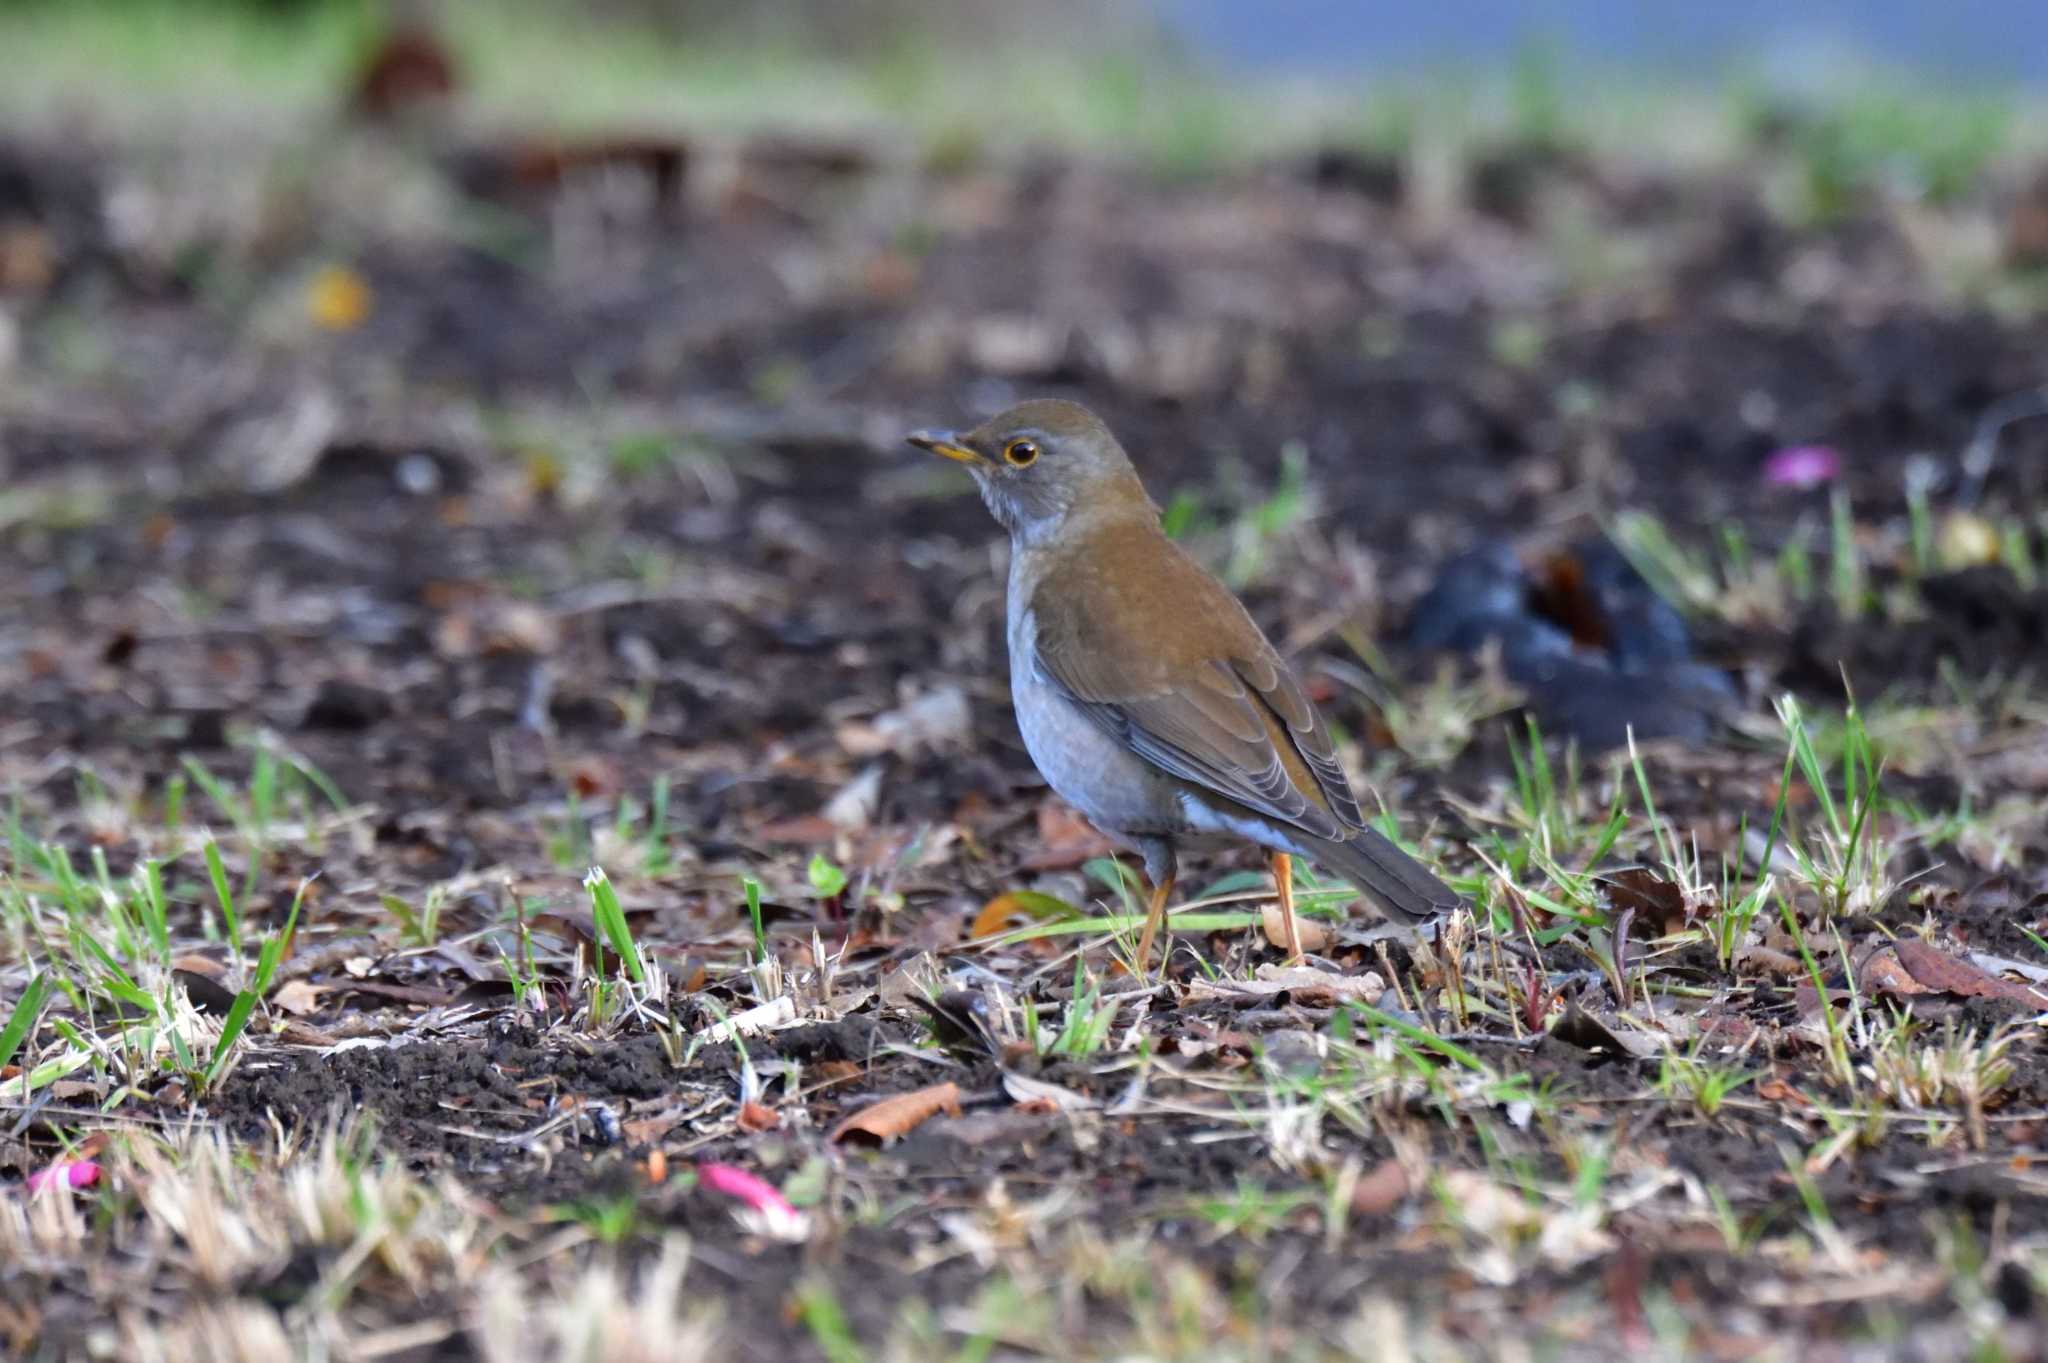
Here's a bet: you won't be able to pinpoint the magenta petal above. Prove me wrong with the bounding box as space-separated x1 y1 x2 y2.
695 1162 794 1216
26 1159 100 1195
1763 445 1843 489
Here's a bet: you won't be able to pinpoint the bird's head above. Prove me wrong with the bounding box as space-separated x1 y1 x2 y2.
908 399 1152 541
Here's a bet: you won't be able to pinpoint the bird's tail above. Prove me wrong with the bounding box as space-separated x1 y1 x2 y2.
1299 826 1460 926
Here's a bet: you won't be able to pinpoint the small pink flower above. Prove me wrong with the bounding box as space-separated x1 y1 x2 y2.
1763 445 1842 489
695 1161 809 1241
25 1159 99 1195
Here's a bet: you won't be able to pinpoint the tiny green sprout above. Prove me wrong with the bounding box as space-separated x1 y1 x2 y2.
1159 488 1207 540
795 1277 868 1363
203 875 310 1091
382 887 446 948
742 876 766 961
1828 489 1866 618
554 1193 642 1246
609 432 674 478
1041 962 1120 1058
643 774 674 875
807 854 848 900
584 867 647 985
1657 1049 1756 1118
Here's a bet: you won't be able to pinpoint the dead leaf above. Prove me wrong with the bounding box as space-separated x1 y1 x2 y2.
1549 998 1664 1058
1018 801 1116 871
566 756 619 799
752 815 840 845
813 1060 863 1086
1261 903 1331 954
1757 1078 1810 1106
970 890 1076 940
838 686 970 756
1603 868 1691 935
334 980 456 1008
623 1113 683 1145
432 598 558 658
1183 964 1386 1006
0 223 56 294
175 969 237 1015
274 1020 341 1047
270 979 325 1016
828 1082 963 1146
1968 950 2048 986
1002 1071 1099 1113
692 996 797 1044
1859 948 1927 998
1793 983 1854 1021
822 764 884 831
1734 943 1805 979
1350 1157 1413 1216
1895 939 2048 1008
737 1100 781 1133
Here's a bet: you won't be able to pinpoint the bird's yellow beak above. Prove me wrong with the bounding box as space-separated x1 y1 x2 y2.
907 429 980 464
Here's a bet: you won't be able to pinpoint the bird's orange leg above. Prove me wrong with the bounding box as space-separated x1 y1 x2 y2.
1270 851 1303 960
1133 870 1177 977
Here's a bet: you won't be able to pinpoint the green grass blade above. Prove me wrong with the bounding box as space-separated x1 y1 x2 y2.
0 975 51 1074
585 868 646 984
202 838 242 956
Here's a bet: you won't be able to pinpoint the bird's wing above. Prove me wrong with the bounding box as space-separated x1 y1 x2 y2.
1028 523 1367 841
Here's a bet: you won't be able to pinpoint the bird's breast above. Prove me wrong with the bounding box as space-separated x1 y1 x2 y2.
1005 597 1182 838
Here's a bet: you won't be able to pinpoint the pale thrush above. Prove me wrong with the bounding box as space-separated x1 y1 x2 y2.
910 399 1459 971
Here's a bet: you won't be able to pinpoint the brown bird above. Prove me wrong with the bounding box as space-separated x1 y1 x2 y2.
910 399 1459 972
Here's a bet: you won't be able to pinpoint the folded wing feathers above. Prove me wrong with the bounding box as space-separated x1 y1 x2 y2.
1033 631 1355 842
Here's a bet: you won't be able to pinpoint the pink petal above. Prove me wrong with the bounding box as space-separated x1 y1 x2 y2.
26 1159 99 1195
1763 445 1843 489
695 1162 794 1217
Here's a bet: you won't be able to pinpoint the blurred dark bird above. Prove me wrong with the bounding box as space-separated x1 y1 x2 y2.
910 400 1459 973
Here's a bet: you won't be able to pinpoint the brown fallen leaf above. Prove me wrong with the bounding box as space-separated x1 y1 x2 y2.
1603 867 1690 936
1261 902 1332 954
970 890 1076 940
1549 998 1664 1058
623 1113 683 1146
1859 948 1928 998
1895 939 2048 1009
737 1100 781 1133
752 815 841 845
828 1082 962 1146
1733 943 1805 979
1757 1078 1810 1106
334 980 457 1008
812 1060 863 1087
1350 1157 1412 1216
270 979 325 1016
1017 801 1116 871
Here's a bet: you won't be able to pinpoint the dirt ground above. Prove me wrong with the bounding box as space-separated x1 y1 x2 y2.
7 78 2048 1363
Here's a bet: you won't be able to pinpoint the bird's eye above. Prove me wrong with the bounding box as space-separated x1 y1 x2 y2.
1004 439 1040 467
